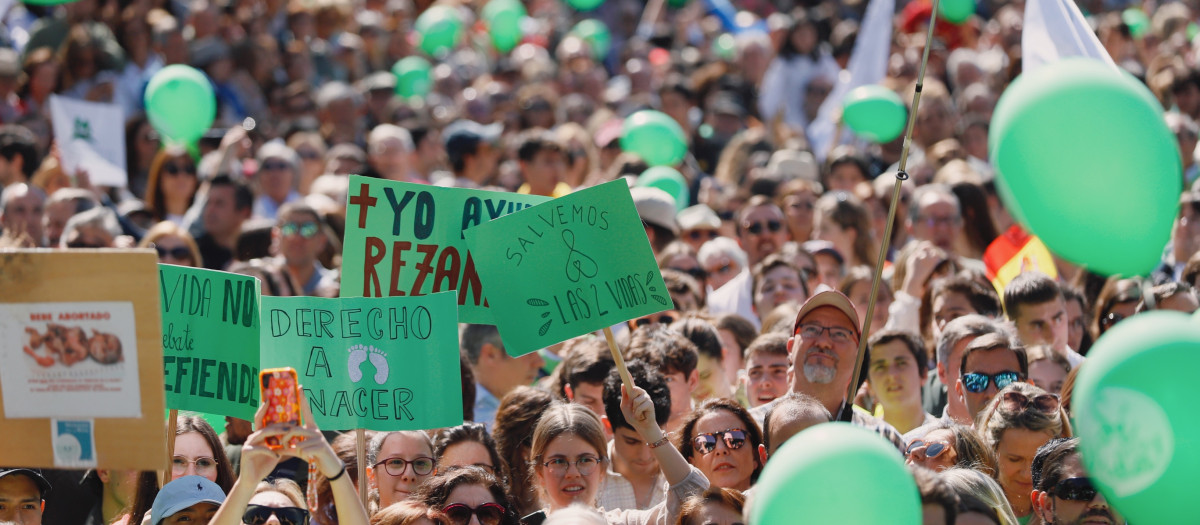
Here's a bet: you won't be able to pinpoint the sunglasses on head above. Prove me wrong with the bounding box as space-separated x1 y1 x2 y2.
961 371 1021 394
164 162 196 176
1050 477 1097 502
998 391 1060 415
280 222 320 238
442 503 506 525
744 220 783 235
692 428 748 455
243 505 310 525
153 244 191 261
905 440 949 460
630 313 678 329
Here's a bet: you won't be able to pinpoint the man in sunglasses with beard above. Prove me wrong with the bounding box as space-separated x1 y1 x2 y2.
1031 438 1125 525
751 291 904 451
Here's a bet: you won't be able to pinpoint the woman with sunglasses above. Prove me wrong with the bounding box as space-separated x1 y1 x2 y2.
676 399 763 492
413 466 518 525
209 385 369 525
904 422 998 478
144 145 200 226
527 389 706 524
138 221 203 267
1090 277 1141 340
976 382 1072 523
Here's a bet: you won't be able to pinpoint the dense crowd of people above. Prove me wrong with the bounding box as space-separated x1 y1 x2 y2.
3 0 1200 522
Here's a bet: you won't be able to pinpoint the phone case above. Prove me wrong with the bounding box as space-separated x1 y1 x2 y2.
260 367 302 449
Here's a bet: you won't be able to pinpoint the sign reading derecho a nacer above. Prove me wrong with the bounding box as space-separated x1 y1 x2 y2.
465 180 672 356
159 265 261 420
340 176 549 324
259 291 462 431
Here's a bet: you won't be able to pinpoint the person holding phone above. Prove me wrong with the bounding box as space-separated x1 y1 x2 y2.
208 384 370 525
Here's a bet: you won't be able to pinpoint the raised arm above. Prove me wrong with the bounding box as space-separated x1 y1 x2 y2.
620 384 692 486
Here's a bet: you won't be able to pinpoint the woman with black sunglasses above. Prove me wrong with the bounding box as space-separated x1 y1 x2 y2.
412 466 518 525
209 385 370 525
675 398 763 491
976 382 1072 524
144 145 200 226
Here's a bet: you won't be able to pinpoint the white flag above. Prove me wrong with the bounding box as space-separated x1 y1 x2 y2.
807 0 894 162
1022 0 1118 73
49 95 128 188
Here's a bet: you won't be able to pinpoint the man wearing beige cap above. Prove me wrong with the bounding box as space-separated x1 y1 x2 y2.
632 186 678 254
676 204 721 252
751 291 904 449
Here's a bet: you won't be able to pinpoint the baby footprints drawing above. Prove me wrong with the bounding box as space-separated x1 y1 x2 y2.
347 344 390 384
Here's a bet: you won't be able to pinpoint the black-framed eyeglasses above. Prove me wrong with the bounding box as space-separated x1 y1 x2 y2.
164 162 196 176
1050 477 1098 502
243 505 310 525
796 323 854 344
442 503 506 525
961 371 1021 393
905 440 949 460
373 456 435 476
541 455 602 476
744 220 783 235
692 428 748 455
280 222 320 238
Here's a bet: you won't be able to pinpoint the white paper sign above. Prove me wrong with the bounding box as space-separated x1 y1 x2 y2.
0 301 142 418
52 419 98 468
49 95 128 188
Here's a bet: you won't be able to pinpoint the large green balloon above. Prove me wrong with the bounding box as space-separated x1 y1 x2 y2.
1122 8 1150 38
566 0 603 12
637 167 689 212
990 58 1180 277
1074 311 1200 524
483 0 525 52
751 423 920 525
144 65 216 145
938 0 974 24
570 19 611 61
391 57 432 99
414 5 464 57
620 110 688 167
842 85 907 143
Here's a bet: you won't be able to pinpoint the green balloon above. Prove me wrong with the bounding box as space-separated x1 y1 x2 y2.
751 423 920 525
414 5 464 57
570 19 611 61
842 85 907 143
488 11 523 52
937 0 974 24
481 0 524 21
144 65 216 145
712 33 736 61
566 0 602 12
1122 8 1150 38
637 167 689 212
990 58 1180 277
1074 311 1200 525
620 110 688 167
391 56 432 99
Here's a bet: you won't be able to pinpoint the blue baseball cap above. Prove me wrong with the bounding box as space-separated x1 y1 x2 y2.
150 476 226 525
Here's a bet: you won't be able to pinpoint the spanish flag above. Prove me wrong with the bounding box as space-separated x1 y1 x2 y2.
984 224 1059 296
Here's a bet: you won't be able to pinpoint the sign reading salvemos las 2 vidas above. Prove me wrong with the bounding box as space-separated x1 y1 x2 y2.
465 180 672 356
159 265 261 420
259 291 462 431
340 176 549 324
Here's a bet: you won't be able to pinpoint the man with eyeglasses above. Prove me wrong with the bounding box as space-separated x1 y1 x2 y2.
954 332 1028 425
270 202 338 297
0 468 51 525
1031 438 1125 525
750 291 904 450
736 195 789 266
906 184 962 255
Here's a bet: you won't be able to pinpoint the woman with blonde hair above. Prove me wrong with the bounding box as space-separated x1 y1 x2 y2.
976 382 1072 523
138 221 203 267
939 467 1019 525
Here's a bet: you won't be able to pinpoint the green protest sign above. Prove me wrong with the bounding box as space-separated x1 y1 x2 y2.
259 291 463 431
340 176 549 324
465 180 671 356
158 265 261 420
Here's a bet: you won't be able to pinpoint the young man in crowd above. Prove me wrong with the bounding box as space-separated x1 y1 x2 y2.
460 323 544 430
625 324 699 432
1004 272 1085 368
954 332 1029 424
598 360 672 511
1031 438 1124 525
743 332 790 408
0 468 50 525
554 337 615 419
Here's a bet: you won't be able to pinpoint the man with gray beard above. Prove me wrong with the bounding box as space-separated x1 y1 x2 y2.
751 291 904 450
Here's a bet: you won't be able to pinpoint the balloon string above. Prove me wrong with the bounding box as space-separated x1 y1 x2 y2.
840 0 942 422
